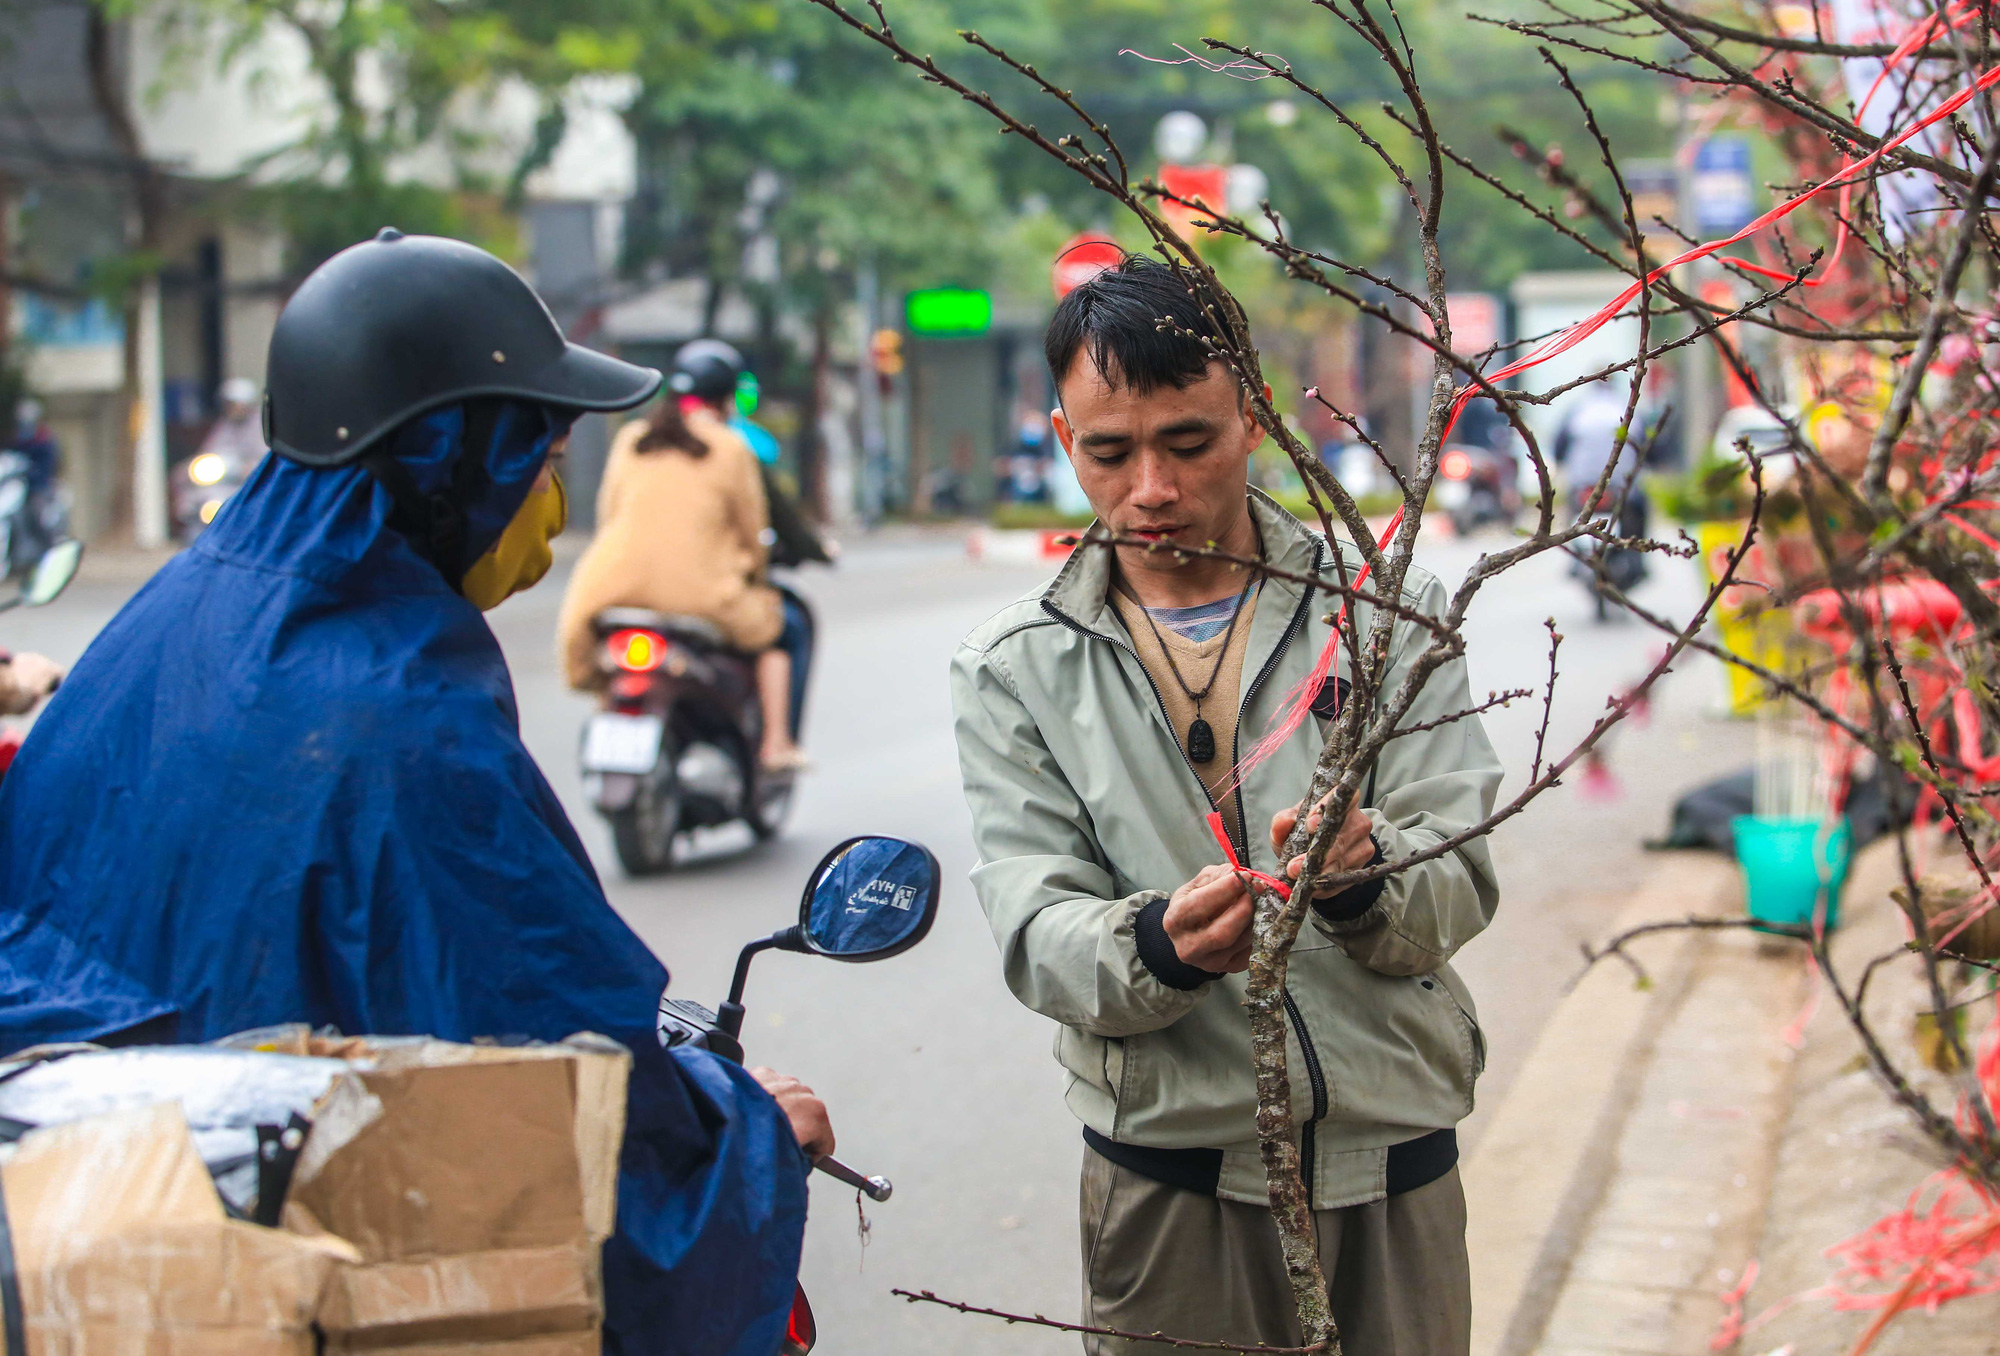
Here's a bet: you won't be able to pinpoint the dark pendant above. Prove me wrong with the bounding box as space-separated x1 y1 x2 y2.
1187 717 1216 764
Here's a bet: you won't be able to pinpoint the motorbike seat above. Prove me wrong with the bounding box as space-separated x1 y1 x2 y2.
593 607 732 652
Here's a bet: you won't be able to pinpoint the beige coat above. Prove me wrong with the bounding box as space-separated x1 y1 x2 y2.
557 410 782 689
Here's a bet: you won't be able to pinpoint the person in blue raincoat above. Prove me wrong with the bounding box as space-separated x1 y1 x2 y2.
0 230 824 1356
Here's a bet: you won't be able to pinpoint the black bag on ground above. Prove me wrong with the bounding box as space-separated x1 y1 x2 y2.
1649 765 1908 856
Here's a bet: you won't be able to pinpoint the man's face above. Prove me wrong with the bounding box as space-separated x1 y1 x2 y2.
1051 355 1266 550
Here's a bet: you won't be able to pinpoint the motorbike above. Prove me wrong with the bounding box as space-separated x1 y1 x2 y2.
1435 443 1520 537
0 451 70 581
581 582 814 875
171 448 254 540
1568 481 1650 621
657 833 941 1356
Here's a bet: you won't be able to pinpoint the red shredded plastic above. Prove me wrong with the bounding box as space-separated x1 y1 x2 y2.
1708 1258 1761 1350
1207 809 1292 900
1820 1010 2000 1352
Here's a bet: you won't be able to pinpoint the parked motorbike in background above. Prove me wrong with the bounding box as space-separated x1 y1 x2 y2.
657 833 942 1356
1435 444 1521 536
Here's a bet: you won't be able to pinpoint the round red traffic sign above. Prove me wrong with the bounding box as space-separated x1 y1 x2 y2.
1052 233 1124 299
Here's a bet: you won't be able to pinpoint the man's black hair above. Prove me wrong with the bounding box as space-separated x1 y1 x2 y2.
1045 253 1231 398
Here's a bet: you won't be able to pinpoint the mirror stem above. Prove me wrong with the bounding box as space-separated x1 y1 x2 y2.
722 937 777 1025
718 927 812 1040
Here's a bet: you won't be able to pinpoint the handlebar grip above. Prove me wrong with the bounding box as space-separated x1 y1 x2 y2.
813 1154 892 1202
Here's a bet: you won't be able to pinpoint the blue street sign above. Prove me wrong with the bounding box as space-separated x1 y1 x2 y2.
1692 137 1757 236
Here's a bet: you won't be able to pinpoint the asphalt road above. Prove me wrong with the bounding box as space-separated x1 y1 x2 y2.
7 523 1734 1354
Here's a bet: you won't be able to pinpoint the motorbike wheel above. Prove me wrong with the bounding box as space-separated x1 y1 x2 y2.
608 730 682 876
748 774 797 841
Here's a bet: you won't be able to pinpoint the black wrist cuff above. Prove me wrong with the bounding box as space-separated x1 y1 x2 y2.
1135 896 1224 991
1314 839 1389 923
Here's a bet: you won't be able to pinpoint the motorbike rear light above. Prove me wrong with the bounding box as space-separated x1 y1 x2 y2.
781 1285 816 1355
607 628 669 673
611 674 652 704
1440 449 1473 481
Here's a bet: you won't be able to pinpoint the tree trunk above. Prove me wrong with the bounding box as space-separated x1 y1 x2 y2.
1247 886 1336 1352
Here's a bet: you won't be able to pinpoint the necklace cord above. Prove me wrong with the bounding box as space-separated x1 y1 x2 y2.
1134 567 1260 713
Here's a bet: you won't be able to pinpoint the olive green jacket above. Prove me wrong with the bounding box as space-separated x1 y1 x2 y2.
949 491 1502 1208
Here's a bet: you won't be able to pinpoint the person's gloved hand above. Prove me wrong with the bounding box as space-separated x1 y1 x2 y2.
0 652 62 715
750 1066 835 1160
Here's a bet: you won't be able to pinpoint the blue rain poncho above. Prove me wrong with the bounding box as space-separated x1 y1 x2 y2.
0 402 806 1356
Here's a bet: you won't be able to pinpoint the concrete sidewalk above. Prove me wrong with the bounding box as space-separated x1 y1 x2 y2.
1465 841 1998 1354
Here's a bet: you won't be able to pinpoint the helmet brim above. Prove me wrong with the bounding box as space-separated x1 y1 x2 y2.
271 343 662 468
530 342 664 414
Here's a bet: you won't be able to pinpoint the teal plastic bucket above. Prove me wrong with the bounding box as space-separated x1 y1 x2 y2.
1731 815 1852 931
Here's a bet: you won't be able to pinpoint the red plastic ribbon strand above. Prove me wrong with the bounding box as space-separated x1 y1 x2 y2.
1207 810 1292 900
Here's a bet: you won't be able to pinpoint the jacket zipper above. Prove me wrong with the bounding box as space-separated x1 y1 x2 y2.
1284 989 1330 1204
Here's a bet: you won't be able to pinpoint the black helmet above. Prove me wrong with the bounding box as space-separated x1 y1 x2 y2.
668 339 745 404
265 228 661 468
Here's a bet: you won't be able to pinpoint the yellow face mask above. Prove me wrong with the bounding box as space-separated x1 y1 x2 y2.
462 470 567 611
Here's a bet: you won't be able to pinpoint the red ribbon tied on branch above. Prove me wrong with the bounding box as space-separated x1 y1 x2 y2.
1207 810 1293 900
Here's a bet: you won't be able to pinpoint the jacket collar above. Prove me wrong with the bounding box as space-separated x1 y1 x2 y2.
1043 487 1323 637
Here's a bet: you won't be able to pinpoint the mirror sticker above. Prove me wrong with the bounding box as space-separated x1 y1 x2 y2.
850 877 917 914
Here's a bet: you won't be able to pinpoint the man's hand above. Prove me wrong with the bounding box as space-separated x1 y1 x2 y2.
749 1067 835 1160
1163 864 1256 973
1269 799 1375 896
0 652 61 716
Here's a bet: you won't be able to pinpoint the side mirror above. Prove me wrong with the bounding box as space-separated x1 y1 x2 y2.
21 540 81 607
711 834 941 1045
798 835 941 961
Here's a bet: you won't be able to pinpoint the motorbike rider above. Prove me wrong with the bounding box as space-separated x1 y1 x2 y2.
201 377 270 474
557 339 813 771
0 230 829 1356
9 398 66 557
10 399 60 505
1553 378 1658 539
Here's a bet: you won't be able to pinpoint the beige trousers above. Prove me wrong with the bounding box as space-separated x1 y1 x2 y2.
1079 1151 1471 1356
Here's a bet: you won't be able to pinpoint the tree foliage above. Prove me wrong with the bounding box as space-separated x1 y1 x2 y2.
106 0 653 267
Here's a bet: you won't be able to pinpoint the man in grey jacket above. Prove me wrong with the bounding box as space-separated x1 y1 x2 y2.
950 256 1502 1354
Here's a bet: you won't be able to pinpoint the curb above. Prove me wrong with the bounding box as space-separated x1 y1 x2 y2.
1464 853 1741 1356
965 526 1079 565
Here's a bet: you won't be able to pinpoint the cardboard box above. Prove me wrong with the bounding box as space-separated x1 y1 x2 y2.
0 1101 357 1355
280 1036 630 1354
